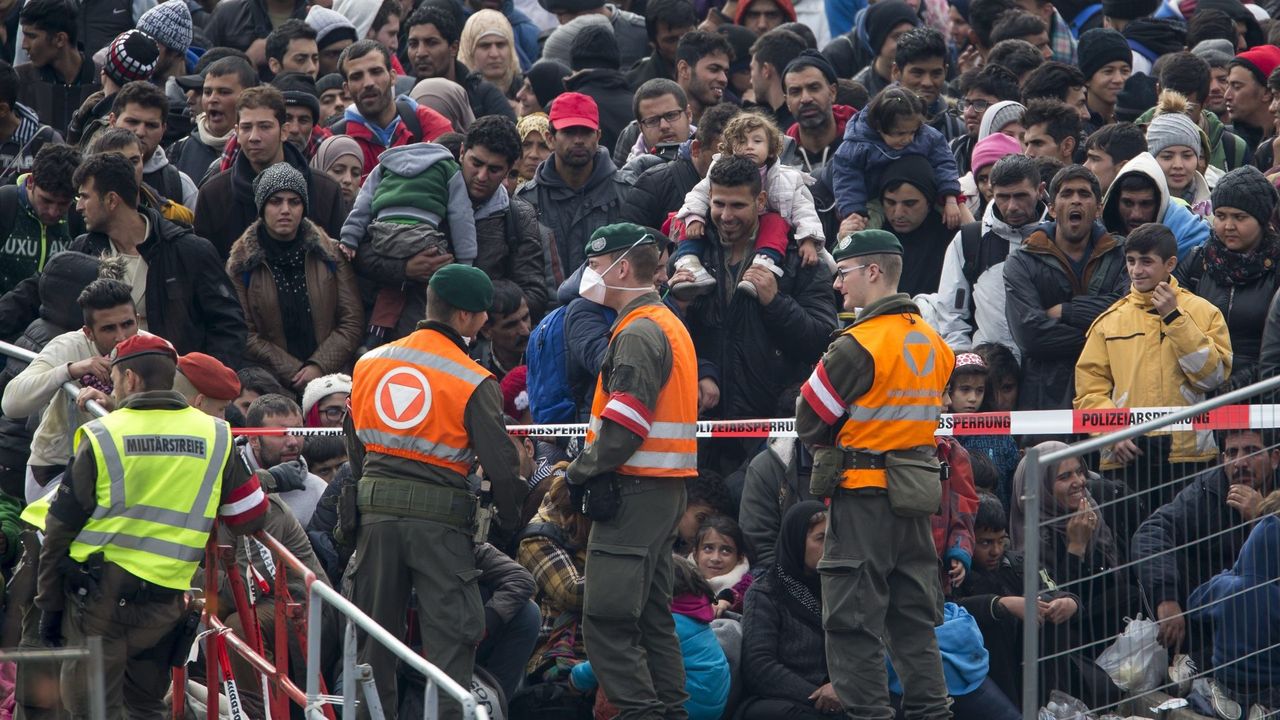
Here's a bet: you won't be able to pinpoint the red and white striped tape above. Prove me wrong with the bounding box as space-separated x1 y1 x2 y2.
229 404 1280 438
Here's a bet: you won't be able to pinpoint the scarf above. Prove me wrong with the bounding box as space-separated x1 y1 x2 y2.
671 593 716 623
1009 441 1119 567
255 223 317 362
195 113 235 151
1203 232 1280 286
774 500 827 629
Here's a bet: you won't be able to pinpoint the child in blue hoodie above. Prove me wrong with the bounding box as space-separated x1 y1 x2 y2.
571 555 731 720
833 86 964 233
338 142 476 345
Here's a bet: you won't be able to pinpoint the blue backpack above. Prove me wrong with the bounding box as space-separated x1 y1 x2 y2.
526 305 578 424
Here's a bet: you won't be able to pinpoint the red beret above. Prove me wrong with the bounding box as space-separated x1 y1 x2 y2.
177 352 241 401
111 332 177 366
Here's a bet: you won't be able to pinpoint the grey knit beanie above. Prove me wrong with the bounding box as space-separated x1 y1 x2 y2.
1147 112 1202 159
254 163 310 217
138 0 193 53
542 14 611 69
1192 39 1235 60
1211 166 1278 228
977 100 1024 141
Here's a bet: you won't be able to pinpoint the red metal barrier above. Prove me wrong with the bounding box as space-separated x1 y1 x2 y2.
173 527 336 720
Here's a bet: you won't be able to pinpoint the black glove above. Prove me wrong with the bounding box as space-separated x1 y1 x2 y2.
267 459 309 492
568 482 587 514
39 610 63 648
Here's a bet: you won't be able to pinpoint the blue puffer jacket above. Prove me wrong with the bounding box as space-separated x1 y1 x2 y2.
571 612 731 720
833 111 962 218
1189 515 1280 690
887 602 989 696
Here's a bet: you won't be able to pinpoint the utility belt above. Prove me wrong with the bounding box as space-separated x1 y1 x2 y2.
60 552 184 605
357 477 477 530
810 447 942 518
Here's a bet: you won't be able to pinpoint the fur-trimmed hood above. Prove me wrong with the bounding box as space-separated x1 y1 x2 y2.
226 218 340 276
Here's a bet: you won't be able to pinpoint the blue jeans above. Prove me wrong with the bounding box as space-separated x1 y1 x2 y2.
477 599 541 702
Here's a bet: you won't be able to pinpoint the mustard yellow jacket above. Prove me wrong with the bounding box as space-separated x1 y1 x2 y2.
1075 277 1232 468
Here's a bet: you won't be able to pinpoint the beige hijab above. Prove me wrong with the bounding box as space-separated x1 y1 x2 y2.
410 78 476 133
459 9 520 95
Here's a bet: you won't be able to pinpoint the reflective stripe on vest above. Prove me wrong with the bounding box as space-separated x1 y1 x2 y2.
68 407 231 589
586 303 699 477
350 327 491 474
836 314 954 490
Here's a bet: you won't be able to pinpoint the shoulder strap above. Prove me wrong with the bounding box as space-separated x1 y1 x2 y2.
396 100 423 142
504 201 521 260
959 221 984 288
160 165 183 204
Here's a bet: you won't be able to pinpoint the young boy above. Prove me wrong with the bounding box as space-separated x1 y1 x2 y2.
950 352 1020 511
1075 223 1231 504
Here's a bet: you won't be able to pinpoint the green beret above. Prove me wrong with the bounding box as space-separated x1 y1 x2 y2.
585 222 657 257
428 264 494 312
832 229 903 262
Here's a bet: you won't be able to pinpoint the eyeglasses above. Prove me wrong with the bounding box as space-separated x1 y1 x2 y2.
639 109 686 129
835 264 867 280
318 406 346 421
958 98 993 113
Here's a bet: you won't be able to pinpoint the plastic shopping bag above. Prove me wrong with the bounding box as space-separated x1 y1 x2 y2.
1094 615 1168 693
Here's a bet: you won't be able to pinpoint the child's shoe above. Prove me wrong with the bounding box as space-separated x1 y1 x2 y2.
738 254 783 298
670 254 717 300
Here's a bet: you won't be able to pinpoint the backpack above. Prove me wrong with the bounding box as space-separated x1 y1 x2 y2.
328 99 424 143
958 220 1011 291
526 305 577 425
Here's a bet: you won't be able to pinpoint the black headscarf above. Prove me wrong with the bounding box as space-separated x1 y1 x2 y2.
774 500 827 628
255 222 317 362
878 154 950 296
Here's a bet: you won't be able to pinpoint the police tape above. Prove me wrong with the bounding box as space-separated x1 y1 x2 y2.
228 404 1280 438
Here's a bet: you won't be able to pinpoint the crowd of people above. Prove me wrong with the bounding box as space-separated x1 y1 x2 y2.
0 0 1277 716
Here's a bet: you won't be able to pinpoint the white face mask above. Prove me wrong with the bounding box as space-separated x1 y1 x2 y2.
578 238 654 304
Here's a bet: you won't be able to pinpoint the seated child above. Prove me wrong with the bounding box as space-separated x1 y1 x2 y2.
572 555 732 720
670 111 824 299
950 350 1021 512
339 142 477 345
692 515 754 616
833 87 963 236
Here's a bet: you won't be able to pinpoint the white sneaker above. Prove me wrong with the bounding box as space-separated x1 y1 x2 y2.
1170 654 1196 697
670 254 716 300
737 254 784 297
1206 678 1243 720
1248 705 1269 720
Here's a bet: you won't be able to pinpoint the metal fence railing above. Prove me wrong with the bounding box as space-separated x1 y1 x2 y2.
1020 374 1280 720
0 339 488 720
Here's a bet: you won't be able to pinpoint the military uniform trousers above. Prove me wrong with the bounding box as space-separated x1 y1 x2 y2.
346 514 483 720
59 582 184 720
819 490 951 720
581 476 689 720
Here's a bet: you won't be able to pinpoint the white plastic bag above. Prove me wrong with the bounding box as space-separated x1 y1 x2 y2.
1094 615 1168 692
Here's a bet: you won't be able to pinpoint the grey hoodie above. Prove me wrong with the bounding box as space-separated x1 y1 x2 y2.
339 142 477 263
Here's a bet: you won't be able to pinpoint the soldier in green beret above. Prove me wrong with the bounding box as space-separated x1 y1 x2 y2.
567 223 701 718
795 230 957 720
346 262 526 720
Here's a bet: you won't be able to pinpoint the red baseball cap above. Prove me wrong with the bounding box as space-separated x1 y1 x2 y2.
111 332 177 366
549 92 600 131
178 352 241 401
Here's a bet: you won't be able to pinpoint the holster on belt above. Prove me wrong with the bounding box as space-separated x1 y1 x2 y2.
61 551 104 603
167 598 204 667
357 477 477 530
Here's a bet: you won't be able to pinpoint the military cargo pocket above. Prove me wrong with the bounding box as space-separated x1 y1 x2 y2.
583 543 649 620
817 556 871 632
439 567 485 644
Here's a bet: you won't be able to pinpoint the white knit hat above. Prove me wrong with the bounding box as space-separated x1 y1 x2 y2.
302 373 353 417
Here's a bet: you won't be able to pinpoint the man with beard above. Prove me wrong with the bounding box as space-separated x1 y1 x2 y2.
405 5 515 120
626 0 697 88
612 31 728 166
514 93 622 279
240 394 328 527
932 155 1048 354
329 40 452 177
782 50 853 175
470 280 531 380
614 80 694 177
876 155 956 298
1003 164 1128 410
748 28 805 134
1100 153 1210 259
1131 428 1278 664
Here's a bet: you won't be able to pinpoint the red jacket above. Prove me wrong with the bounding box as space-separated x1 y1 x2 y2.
342 105 454 178
933 437 978 592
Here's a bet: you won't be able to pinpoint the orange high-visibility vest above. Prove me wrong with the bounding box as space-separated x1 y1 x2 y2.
350 327 493 475
585 303 698 477
836 313 954 490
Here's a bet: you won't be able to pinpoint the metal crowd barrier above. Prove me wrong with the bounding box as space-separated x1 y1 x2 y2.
0 339 486 720
0 639 107 720
1020 374 1280 720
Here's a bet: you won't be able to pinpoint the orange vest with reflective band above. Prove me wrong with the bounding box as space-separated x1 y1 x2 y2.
350 327 493 475
837 312 954 490
586 303 698 477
